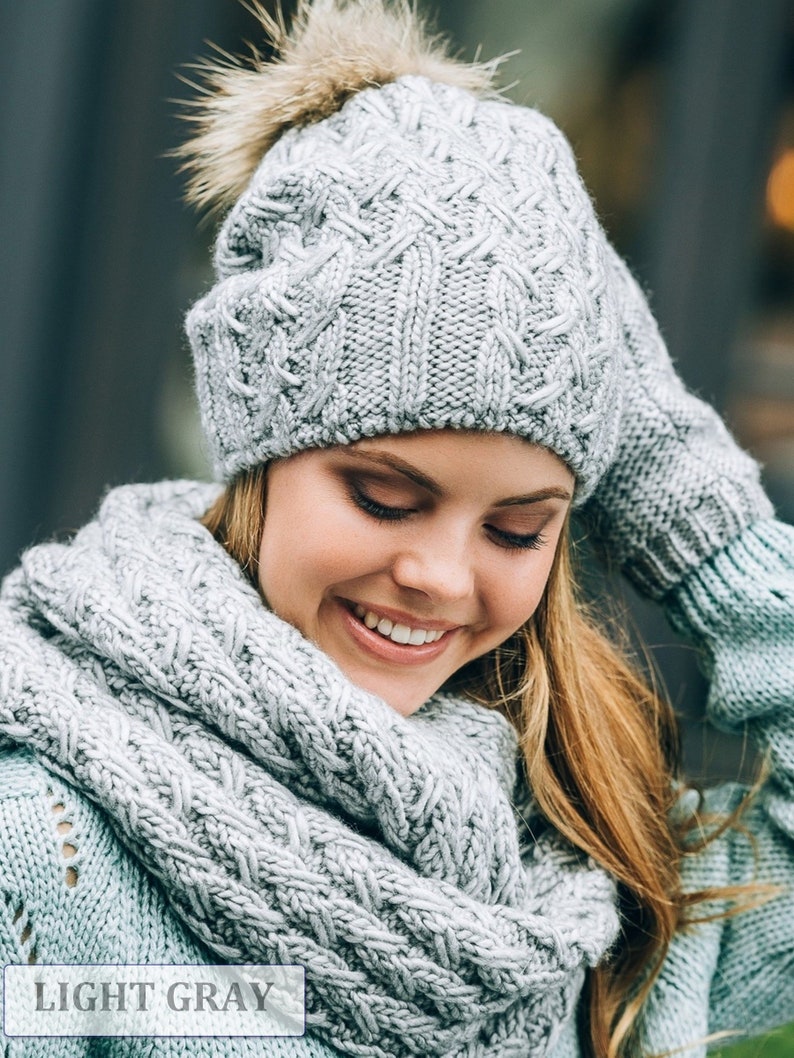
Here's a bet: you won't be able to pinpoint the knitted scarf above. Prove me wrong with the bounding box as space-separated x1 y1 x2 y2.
0 481 619 1057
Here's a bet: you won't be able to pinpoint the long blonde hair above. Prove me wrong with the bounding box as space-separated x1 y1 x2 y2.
474 533 779 1057
202 463 765 1058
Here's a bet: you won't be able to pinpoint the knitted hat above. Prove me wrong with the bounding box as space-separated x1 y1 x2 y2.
182 0 624 504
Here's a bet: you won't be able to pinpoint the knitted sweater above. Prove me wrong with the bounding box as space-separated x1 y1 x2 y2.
1 510 793 1058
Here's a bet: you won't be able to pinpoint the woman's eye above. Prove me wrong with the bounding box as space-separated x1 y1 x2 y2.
348 482 547 547
351 487 414 522
487 526 546 552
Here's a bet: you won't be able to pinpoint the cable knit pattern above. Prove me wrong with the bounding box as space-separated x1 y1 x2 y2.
186 75 623 504
1 504 794 1056
0 747 337 1058
185 60 773 586
0 481 619 1058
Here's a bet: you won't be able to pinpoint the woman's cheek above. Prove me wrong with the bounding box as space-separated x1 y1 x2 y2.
302 522 378 587
504 558 555 627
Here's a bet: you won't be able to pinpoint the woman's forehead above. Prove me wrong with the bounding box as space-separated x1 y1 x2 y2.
282 430 575 500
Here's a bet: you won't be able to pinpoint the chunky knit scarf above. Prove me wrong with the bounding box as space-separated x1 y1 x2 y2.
0 481 619 1057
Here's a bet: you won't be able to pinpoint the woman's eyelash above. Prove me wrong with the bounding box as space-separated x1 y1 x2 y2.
352 486 547 552
351 487 412 521
488 528 546 552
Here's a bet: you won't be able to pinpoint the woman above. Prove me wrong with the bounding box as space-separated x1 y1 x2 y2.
1 2 792 1057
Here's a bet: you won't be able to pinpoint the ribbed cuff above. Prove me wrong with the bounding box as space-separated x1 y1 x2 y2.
619 480 774 599
664 518 794 730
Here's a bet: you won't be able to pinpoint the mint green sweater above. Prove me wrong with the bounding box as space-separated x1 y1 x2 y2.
1 517 793 1057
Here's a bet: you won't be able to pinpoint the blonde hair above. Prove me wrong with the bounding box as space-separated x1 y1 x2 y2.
201 464 767 1058
466 538 711 1056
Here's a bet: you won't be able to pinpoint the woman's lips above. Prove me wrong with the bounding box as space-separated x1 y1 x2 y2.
352 604 446 644
335 599 459 665
342 599 460 632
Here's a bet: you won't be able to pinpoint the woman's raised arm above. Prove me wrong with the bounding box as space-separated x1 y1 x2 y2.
639 517 794 1051
582 241 775 601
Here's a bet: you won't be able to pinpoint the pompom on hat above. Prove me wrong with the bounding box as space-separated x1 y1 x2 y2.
182 0 626 504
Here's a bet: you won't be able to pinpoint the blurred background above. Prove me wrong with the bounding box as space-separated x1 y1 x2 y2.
1 0 793 789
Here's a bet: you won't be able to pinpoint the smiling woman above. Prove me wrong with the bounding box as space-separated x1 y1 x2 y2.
253 432 572 715
0 2 793 1058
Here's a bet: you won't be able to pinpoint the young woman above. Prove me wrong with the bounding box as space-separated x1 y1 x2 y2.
1 3 792 1057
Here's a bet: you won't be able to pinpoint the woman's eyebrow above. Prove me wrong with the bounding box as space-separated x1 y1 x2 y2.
494 487 572 507
343 450 572 504
343 450 443 494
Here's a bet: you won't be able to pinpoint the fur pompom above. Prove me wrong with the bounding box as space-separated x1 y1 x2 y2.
175 0 503 214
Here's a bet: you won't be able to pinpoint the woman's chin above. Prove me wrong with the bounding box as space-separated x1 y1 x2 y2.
340 664 432 717
317 598 456 716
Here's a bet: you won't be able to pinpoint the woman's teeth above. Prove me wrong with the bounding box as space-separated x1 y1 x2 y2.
353 605 446 645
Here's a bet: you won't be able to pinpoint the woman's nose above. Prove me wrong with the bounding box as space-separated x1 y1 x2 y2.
390 533 475 604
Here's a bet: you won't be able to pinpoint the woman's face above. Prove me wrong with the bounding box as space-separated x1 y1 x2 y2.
258 431 574 716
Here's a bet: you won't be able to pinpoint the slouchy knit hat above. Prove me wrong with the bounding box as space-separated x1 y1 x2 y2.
183 0 624 503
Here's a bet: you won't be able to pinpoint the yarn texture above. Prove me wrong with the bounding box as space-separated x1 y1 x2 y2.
1 3 792 1051
580 243 774 597
0 481 619 1058
0 748 336 1058
1 501 793 1057
186 74 623 504
181 0 773 592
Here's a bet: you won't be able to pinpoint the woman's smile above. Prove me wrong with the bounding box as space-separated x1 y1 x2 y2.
336 597 459 663
257 430 573 715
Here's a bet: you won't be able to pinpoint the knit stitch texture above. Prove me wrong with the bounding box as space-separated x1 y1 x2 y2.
0 481 619 1058
185 60 773 596
186 75 624 504
1 500 793 1057
580 243 774 597
1 507 794 1053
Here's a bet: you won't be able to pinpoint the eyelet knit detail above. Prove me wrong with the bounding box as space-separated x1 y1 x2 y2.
4 893 37 965
50 793 80 889
0 749 344 1057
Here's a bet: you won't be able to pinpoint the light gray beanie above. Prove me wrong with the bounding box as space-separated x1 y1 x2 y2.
184 1 624 504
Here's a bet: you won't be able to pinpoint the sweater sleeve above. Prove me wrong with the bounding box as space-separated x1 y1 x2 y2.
643 518 794 1049
0 748 78 970
0 750 338 1058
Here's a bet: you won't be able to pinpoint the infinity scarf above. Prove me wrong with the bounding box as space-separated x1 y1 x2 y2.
0 481 619 1057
